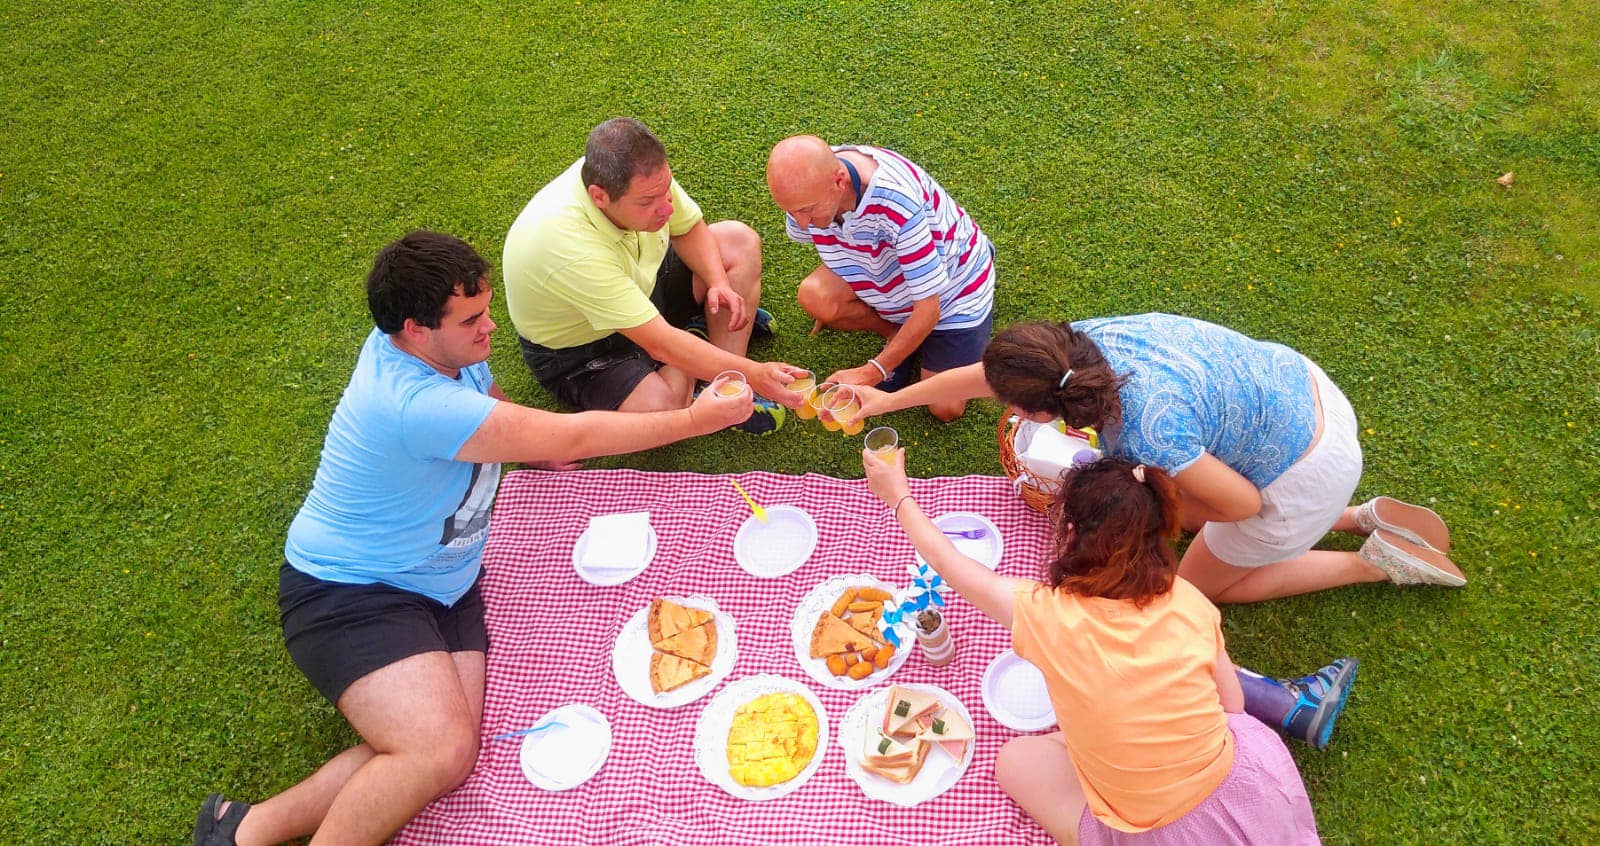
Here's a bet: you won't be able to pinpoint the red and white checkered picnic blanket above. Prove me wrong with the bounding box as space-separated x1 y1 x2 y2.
394 469 1058 846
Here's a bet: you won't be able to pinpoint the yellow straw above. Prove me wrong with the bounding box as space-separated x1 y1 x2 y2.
730 479 769 524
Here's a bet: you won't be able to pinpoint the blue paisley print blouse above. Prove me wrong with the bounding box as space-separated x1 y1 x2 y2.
1071 314 1316 489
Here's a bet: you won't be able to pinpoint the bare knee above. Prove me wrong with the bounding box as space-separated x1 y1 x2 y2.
392 713 479 797
993 736 1034 795
796 276 838 322
712 221 761 288
994 734 1084 845
712 220 761 261
434 720 481 792
1178 538 1249 602
617 373 689 412
928 400 967 422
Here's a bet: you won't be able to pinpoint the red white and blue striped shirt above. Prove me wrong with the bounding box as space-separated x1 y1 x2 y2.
783 146 995 331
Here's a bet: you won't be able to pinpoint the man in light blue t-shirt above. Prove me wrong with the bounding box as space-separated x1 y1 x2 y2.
194 231 753 846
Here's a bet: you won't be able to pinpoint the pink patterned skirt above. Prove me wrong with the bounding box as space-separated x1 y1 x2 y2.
1078 713 1321 846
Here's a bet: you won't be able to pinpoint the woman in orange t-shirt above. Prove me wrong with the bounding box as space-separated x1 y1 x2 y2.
863 451 1320 845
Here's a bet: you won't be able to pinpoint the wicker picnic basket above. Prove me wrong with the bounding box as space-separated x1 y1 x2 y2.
996 415 1099 514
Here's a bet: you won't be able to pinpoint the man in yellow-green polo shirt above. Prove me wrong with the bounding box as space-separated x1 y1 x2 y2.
504 117 804 433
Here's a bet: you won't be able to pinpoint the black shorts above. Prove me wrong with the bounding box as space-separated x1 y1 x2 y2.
518 247 699 411
278 562 489 705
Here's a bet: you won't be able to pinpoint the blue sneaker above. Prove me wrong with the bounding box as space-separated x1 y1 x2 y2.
751 306 776 339
684 308 775 341
1279 658 1358 749
733 396 785 435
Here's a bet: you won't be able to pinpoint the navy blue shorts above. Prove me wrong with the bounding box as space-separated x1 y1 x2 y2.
880 311 995 391
918 311 995 372
279 562 488 705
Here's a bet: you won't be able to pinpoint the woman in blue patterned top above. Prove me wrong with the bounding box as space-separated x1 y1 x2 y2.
853 313 1466 603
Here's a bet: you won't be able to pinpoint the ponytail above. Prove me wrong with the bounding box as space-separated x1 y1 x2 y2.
982 321 1123 428
1044 457 1182 607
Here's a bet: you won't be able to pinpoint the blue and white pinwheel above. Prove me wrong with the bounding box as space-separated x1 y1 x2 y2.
876 560 950 649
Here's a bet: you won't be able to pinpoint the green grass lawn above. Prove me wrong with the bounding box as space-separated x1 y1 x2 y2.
2 0 1596 842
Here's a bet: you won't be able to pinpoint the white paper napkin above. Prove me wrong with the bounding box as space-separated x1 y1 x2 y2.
580 512 651 573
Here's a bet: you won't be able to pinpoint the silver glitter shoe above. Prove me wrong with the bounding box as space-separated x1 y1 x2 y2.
1359 530 1466 587
1352 496 1451 553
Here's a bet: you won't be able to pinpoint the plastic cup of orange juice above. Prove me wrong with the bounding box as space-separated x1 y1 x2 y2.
864 426 899 456
810 381 839 429
824 385 864 436
788 370 818 419
712 370 748 398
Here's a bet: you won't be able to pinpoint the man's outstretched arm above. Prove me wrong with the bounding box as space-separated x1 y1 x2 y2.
454 387 752 465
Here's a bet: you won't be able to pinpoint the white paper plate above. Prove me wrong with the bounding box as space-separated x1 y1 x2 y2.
571 524 658 586
981 649 1056 731
693 674 828 801
790 573 909 691
915 511 1002 571
611 596 738 709
837 683 974 807
733 505 817 578
518 704 612 791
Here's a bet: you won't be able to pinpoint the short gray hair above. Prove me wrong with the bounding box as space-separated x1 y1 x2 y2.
581 117 668 200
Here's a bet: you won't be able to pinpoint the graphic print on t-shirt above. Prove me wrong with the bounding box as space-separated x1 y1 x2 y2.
439 462 502 547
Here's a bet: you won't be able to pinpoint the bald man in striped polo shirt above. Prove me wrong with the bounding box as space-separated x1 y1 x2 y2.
767 135 995 421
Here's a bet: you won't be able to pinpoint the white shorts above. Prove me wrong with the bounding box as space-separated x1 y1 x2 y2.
1200 358 1363 568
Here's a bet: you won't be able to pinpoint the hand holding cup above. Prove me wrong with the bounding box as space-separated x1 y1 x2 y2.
826 363 883 388
690 372 754 433
862 444 909 506
751 361 808 408
846 384 896 430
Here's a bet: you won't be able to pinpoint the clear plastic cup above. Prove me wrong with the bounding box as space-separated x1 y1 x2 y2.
788 370 818 419
712 369 748 398
810 381 839 430
864 426 899 456
823 385 863 436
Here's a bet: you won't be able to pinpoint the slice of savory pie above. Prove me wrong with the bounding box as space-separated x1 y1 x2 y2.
653 619 717 665
648 598 715 645
846 612 887 643
650 652 712 694
644 598 717 695
809 612 879 659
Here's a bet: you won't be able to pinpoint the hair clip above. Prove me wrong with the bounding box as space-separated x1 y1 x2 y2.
1132 465 1146 483
1057 368 1074 389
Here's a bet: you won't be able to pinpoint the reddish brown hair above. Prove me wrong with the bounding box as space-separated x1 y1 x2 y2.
1044 457 1182 607
981 321 1124 430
